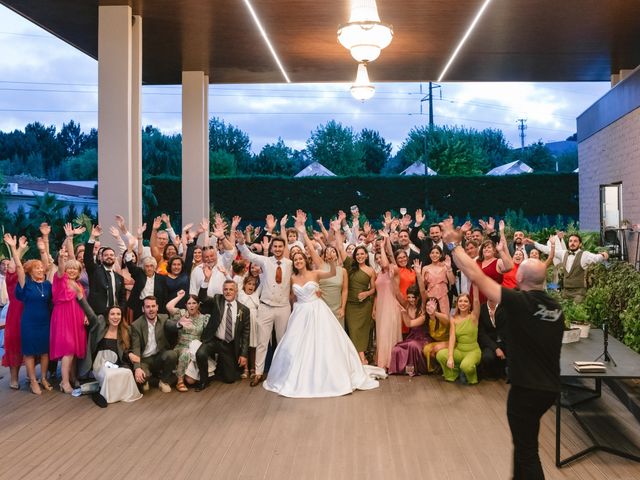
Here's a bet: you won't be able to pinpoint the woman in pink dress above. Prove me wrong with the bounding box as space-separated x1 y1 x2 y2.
422 246 455 315
50 250 87 393
373 236 401 370
1 238 27 390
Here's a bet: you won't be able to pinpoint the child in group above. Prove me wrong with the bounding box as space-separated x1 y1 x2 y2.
237 275 261 379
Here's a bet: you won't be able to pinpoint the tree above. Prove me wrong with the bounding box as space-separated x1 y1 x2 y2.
356 129 391 174
254 138 300 176
517 141 555 172
23 122 64 174
59 148 97 180
208 118 253 174
142 126 181 176
57 120 85 157
210 149 237 176
306 121 364 175
395 125 501 175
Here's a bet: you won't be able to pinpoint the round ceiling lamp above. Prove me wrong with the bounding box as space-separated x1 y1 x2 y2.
337 0 393 63
350 62 375 101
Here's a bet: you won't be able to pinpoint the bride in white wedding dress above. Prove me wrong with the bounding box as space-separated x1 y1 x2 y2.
263 218 383 398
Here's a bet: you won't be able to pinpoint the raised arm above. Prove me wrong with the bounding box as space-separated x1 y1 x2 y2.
331 219 347 263
4 235 25 287
544 235 557 268
85 224 102 275
166 290 186 316
496 220 514 274
441 217 502 304
38 222 51 273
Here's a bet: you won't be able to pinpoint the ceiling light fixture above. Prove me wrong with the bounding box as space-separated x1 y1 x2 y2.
437 0 492 81
350 62 375 101
338 0 393 63
242 0 291 83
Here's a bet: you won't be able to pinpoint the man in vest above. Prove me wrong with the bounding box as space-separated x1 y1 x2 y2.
556 234 608 303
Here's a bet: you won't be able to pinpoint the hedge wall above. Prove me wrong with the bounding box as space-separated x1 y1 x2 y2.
147 173 578 224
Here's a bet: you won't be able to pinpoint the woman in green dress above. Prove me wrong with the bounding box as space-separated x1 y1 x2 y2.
166 290 210 392
342 245 376 364
436 292 481 384
318 245 348 328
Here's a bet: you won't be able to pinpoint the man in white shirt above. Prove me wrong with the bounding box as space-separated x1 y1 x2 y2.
189 226 236 296
554 233 608 303
236 232 292 386
128 296 177 393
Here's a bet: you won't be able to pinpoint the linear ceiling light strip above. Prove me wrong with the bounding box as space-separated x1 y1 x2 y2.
242 0 291 83
437 0 492 82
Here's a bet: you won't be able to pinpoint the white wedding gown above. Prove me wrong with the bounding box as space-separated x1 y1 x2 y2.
263 281 383 398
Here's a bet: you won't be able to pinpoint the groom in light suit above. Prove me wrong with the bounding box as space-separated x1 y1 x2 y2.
195 273 250 391
235 231 292 387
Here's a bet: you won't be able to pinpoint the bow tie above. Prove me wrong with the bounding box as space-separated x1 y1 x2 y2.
567 252 576 256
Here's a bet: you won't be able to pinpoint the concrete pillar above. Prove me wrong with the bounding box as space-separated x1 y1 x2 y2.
131 15 143 232
98 5 132 241
182 71 210 226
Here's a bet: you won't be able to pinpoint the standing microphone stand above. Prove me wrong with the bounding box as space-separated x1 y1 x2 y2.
594 322 617 366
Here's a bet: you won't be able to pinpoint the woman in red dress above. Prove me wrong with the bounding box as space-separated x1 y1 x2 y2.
1 237 27 390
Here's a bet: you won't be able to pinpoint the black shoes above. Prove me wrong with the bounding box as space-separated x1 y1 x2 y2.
195 381 208 392
92 392 108 408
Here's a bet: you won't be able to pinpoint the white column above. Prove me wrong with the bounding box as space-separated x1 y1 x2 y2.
131 15 143 232
98 5 132 241
182 71 210 226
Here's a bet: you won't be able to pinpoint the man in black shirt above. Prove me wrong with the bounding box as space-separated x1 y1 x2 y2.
442 218 563 480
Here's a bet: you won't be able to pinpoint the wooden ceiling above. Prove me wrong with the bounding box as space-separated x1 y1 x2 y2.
2 0 639 84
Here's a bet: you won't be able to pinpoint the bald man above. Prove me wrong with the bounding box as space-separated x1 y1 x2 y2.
441 218 563 480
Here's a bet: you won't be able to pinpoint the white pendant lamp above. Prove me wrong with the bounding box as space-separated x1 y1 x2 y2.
350 62 375 101
337 0 393 63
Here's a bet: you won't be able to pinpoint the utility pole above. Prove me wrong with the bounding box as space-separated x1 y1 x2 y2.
420 82 441 174
517 118 527 151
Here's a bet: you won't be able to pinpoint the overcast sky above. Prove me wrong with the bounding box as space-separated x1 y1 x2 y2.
0 5 610 154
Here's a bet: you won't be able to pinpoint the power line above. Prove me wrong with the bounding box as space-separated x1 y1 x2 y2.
0 107 575 134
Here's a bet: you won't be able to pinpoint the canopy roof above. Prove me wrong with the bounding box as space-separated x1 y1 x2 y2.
2 0 638 84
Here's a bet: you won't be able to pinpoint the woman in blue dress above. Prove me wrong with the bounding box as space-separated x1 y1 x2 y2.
6 232 53 395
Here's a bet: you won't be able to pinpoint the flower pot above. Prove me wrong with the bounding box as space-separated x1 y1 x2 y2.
562 328 581 344
570 323 590 338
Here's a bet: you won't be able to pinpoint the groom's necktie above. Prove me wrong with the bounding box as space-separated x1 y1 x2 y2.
275 260 282 284
224 302 233 342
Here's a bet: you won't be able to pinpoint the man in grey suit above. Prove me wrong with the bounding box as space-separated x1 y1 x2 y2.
128 296 178 393
195 274 250 391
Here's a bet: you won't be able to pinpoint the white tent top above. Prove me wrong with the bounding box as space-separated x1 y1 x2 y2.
486 160 533 176
399 161 437 176
294 162 336 177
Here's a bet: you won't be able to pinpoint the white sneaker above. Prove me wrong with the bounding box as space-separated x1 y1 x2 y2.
158 380 172 393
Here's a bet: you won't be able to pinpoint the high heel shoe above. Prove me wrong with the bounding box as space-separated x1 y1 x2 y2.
29 381 42 395
40 378 53 392
59 383 73 394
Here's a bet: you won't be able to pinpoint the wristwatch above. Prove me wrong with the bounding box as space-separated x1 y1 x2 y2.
447 242 460 250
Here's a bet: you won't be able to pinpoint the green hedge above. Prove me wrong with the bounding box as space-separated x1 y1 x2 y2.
147 173 578 224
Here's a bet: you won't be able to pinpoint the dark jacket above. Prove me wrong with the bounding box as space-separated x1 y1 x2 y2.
478 303 507 352
84 241 126 315
129 313 176 370
126 258 168 316
198 288 251 359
